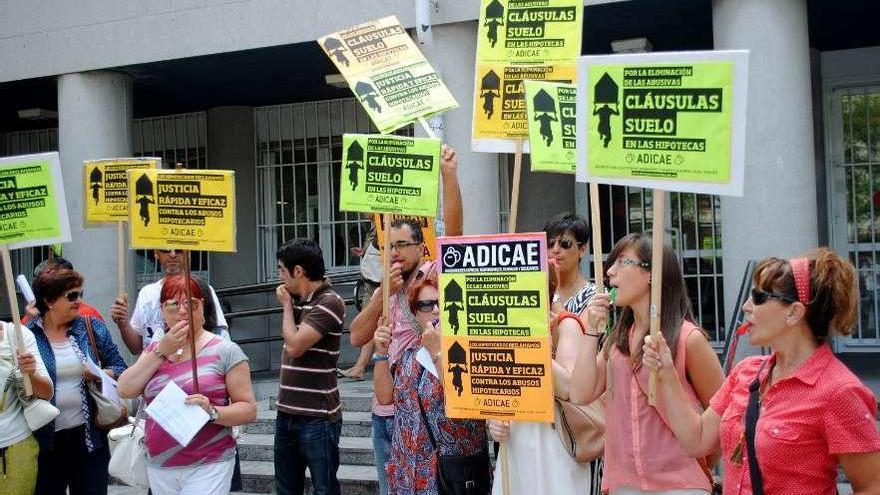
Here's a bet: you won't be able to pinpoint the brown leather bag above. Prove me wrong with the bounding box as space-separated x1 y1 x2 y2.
552 312 606 463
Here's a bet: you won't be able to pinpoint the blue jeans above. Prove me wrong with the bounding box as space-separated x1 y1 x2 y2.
274 413 342 495
372 414 394 495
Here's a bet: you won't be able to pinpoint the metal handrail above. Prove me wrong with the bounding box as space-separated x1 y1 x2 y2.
214 268 361 297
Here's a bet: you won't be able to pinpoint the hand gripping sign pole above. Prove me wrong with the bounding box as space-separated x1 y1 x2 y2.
648 189 665 406
1 248 32 396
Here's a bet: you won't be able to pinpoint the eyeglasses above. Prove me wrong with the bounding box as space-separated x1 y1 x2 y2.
64 290 84 302
750 288 797 305
390 240 421 251
162 298 200 312
548 237 580 250
415 299 439 313
613 257 650 269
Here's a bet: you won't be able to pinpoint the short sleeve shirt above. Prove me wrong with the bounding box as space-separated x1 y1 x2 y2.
143 336 248 468
710 344 880 495
276 279 346 421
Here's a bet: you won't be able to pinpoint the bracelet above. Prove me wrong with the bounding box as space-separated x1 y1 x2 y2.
371 353 390 363
151 347 168 361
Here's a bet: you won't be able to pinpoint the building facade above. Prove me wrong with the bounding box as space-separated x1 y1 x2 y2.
1 0 879 370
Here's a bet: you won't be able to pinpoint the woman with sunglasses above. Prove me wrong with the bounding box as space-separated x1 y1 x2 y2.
570 232 725 494
118 275 256 495
643 248 880 494
544 213 596 319
28 267 128 495
373 273 491 495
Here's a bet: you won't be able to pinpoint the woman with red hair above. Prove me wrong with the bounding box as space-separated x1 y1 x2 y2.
118 275 256 495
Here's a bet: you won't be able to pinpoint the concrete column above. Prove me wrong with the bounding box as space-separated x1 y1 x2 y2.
416 21 501 235
206 106 257 289
714 0 817 319
57 71 133 352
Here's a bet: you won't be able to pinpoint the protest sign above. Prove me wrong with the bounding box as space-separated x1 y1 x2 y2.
576 50 749 196
84 158 160 223
373 213 436 261
438 233 554 423
476 0 583 65
318 16 458 134
0 152 70 250
128 169 236 252
339 134 441 217
525 81 577 173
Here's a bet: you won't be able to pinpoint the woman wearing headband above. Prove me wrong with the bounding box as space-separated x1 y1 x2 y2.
643 248 880 493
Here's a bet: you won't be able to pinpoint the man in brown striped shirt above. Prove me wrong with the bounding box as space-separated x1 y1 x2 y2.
273 239 346 495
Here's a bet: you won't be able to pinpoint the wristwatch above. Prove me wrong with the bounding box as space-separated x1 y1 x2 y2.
208 406 220 423
371 353 390 363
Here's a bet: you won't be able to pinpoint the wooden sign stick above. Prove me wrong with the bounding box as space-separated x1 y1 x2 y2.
648 189 666 406
507 140 524 233
1 247 32 396
382 213 391 319
589 183 605 294
181 249 199 394
117 221 125 297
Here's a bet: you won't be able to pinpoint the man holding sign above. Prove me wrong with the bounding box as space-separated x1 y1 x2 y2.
349 145 462 495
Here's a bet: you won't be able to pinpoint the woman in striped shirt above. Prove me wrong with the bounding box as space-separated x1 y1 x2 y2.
118 275 256 495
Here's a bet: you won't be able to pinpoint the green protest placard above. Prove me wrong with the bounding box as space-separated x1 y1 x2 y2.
576 50 749 196
0 152 71 249
318 16 458 134
476 0 583 65
525 81 577 173
338 134 441 217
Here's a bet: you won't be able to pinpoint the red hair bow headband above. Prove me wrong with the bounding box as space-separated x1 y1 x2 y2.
789 257 811 305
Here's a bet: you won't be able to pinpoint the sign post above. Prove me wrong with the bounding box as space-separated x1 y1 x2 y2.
576 50 749 405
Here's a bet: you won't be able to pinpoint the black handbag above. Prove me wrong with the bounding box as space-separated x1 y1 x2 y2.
415 368 491 495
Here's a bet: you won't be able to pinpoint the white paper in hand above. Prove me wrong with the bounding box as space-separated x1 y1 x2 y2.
416 346 439 379
84 356 121 405
16 274 35 303
145 381 210 447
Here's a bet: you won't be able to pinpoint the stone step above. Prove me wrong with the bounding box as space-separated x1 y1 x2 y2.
238 433 374 465
243 410 372 437
240 460 378 494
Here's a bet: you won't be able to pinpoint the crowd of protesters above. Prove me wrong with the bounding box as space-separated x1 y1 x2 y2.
3 142 880 495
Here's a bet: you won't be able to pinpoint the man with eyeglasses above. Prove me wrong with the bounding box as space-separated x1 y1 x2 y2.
110 249 228 354
349 144 463 495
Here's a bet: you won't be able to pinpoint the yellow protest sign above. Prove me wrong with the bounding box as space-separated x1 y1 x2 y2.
438 233 553 422
339 134 440 217
476 0 583 64
472 0 583 152
373 213 436 261
473 63 576 146
128 169 236 252
318 16 458 134
0 152 71 250
525 81 577 173
84 158 160 223
576 50 749 196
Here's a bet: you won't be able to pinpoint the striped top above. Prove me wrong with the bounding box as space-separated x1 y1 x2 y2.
277 279 345 421
143 336 248 468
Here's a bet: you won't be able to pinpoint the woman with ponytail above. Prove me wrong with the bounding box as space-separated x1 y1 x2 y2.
570 232 725 494
643 248 880 494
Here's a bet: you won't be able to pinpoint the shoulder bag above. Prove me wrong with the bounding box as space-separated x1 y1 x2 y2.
1 322 60 430
552 311 606 463
108 402 149 488
83 317 128 429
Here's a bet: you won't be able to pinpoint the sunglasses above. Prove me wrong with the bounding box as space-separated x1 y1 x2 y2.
64 290 84 302
158 249 180 254
162 298 201 312
548 237 580 250
416 299 439 313
750 288 798 305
